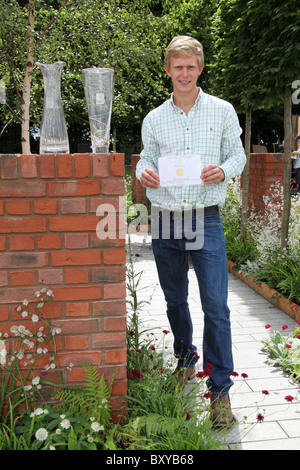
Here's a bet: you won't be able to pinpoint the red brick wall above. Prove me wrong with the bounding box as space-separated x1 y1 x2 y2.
248 153 284 212
0 153 126 421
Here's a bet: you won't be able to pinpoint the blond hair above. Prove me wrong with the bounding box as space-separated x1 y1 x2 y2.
165 36 204 69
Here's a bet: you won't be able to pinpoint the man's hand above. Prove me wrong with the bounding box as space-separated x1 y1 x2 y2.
201 165 225 184
140 168 160 189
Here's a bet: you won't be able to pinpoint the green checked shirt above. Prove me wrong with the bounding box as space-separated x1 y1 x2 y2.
136 88 246 210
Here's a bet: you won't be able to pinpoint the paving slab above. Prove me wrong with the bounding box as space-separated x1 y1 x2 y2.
126 235 300 450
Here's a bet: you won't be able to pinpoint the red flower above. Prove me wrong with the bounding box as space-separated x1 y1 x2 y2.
132 368 143 379
282 325 288 330
185 413 191 420
162 330 169 334
149 354 154 359
205 363 213 370
296 321 300 325
149 345 155 351
203 392 211 399
285 395 294 402
196 371 206 379
265 324 271 329
262 390 269 395
136 349 141 353
129 330 135 336
241 373 248 378
256 413 264 422
231 371 239 377
127 373 132 380
285 344 292 349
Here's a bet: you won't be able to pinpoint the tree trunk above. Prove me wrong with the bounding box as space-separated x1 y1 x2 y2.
281 85 292 250
240 107 251 238
21 0 35 155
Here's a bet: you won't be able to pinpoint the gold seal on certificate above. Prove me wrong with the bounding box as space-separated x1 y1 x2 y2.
158 155 203 187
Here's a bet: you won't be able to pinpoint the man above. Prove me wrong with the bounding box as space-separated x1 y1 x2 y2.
136 36 246 427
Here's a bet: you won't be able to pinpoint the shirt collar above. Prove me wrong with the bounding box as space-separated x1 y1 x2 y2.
170 87 203 113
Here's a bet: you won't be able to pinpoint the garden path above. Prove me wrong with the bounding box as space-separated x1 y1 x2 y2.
127 234 300 450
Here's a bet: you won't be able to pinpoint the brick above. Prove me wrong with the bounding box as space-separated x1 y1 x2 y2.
104 316 127 331
11 270 35 286
64 233 88 249
0 218 46 233
58 318 99 334
103 249 126 265
21 154 37 178
48 180 100 197
93 332 126 349
38 268 63 284
57 154 72 178
110 153 124 177
65 335 88 350
65 302 90 317
37 234 61 249
53 285 101 301
0 181 46 198
103 283 126 299
0 306 9 321
0 252 48 269
39 154 56 178
57 351 101 367
91 266 125 283
102 179 125 195
9 235 35 251
92 299 126 316
105 349 127 364
34 200 57 214
65 269 89 284
52 250 100 266
0 237 5 250
0 154 18 179
49 216 98 232
61 198 86 214
92 154 108 177
0 272 8 286
6 200 31 215
75 154 90 178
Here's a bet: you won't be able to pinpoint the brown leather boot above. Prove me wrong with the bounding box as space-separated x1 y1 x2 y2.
210 394 235 427
172 365 196 387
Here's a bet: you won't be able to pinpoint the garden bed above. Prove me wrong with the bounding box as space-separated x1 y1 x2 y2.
227 260 300 322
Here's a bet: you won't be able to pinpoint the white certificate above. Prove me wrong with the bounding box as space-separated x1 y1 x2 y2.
158 155 203 187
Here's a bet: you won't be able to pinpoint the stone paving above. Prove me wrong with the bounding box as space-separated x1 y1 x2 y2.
127 234 300 450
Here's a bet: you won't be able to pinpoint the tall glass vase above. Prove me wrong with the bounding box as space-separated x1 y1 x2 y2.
82 68 114 153
37 61 69 154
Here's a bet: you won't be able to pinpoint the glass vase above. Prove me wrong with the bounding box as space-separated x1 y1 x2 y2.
37 61 69 154
82 68 114 153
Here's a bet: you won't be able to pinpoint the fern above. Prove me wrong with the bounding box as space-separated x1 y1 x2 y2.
130 413 182 438
54 361 114 426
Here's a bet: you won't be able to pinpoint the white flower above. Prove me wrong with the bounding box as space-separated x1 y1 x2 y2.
47 289 54 297
22 299 29 306
35 428 48 441
60 419 71 430
31 314 39 323
0 340 7 366
35 291 41 297
24 385 32 391
21 311 28 318
91 422 104 432
34 408 45 416
32 376 40 386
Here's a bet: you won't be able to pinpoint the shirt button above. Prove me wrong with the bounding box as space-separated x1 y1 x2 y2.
187 147 190 150
187 128 189 131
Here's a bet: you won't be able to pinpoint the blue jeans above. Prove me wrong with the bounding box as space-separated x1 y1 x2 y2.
151 211 234 396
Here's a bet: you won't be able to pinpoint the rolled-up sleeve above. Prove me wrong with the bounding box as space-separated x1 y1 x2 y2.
136 112 160 181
